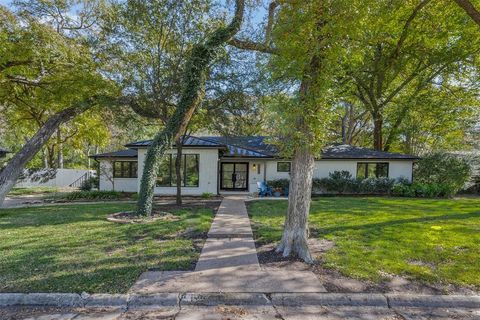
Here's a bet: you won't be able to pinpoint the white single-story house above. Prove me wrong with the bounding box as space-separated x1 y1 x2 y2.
91 136 418 194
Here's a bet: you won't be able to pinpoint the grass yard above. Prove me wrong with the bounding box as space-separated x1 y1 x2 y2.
8 187 59 196
0 203 214 293
248 197 480 288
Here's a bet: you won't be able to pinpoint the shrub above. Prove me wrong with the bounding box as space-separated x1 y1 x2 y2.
201 192 214 199
359 177 395 194
79 176 99 191
392 182 456 198
415 152 471 194
62 190 124 201
313 171 355 194
267 179 290 190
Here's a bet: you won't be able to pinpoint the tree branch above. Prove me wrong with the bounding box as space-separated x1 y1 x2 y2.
228 1 278 54
454 0 480 27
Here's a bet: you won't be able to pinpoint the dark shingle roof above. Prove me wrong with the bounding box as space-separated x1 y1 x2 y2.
91 136 418 160
321 145 419 160
90 149 138 159
200 136 276 158
125 136 225 148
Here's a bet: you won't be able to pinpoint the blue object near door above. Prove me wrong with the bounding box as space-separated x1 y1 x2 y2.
257 181 273 197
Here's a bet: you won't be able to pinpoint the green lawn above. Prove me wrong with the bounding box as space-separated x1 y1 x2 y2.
0 203 214 293
248 197 480 288
8 187 59 196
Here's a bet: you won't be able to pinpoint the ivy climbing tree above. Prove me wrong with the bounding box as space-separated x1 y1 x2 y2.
136 0 245 216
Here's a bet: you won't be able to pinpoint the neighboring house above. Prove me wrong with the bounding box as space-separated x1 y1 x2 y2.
91 136 418 194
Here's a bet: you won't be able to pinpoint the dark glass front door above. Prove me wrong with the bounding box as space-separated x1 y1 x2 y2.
221 162 248 191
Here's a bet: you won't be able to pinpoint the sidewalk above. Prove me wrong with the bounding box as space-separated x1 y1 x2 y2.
129 196 326 293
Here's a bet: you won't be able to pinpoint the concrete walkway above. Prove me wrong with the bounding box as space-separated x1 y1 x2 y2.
129 196 326 293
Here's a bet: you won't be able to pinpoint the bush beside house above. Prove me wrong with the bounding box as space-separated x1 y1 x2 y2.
414 152 472 194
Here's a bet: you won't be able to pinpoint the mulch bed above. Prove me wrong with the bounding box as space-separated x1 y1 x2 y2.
107 201 221 224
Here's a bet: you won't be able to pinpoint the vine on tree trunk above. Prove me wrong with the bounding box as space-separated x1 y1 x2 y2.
136 0 245 216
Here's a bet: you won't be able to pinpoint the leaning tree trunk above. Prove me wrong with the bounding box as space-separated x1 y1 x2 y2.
0 103 93 205
175 136 183 205
136 0 245 216
276 147 315 263
56 129 64 169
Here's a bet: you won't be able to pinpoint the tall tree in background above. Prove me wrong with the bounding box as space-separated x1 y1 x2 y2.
345 0 479 151
136 0 245 216
0 5 114 204
99 0 212 205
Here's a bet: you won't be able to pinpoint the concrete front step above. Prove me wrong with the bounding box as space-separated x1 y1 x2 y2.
129 268 327 294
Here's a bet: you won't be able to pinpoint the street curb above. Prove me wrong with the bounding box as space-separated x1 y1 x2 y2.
1 293 479 309
270 293 388 307
386 294 480 309
0 293 84 307
127 293 180 309
182 293 271 306
83 293 128 308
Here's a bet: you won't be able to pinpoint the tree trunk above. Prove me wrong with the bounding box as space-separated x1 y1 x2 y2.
136 0 245 216
454 0 480 26
56 129 64 169
0 103 93 205
175 136 183 205
276 147 315 263
373 114 383 151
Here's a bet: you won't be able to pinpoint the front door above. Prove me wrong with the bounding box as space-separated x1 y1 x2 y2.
220 162 249 191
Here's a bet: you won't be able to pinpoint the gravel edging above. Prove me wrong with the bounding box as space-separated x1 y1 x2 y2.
0 293 479 309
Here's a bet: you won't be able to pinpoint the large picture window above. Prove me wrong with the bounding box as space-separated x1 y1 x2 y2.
277 162 291 172
356 162 389 179
113 161 138 178
156 154 199 187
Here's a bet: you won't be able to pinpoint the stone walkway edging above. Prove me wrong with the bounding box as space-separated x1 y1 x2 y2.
1 292 479 309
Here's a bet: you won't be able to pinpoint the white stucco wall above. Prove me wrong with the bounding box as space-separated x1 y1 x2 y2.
137 148 219 195
15 168 95 188
98 159 138 192
264 159 414 182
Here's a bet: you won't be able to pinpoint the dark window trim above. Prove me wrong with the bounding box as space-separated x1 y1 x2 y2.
277 161 291 173
156 154 199 188
356 162 389 179
220 162 249 191
113 161 138 178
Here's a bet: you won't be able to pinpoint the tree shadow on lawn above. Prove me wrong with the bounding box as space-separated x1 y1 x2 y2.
0 242 199 293
0 204 135 229
312 211 480 235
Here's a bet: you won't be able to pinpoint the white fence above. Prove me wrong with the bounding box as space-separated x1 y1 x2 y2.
15 168 96 188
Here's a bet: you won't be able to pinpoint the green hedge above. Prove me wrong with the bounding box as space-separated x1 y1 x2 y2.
392 182 456 198
312 171 395 195
61 190 127 201
267 171 456 198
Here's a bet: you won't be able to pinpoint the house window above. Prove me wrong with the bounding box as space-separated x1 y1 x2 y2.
113 161 138 178
277 162 291 173
356 162 389 179
156 154 199 187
